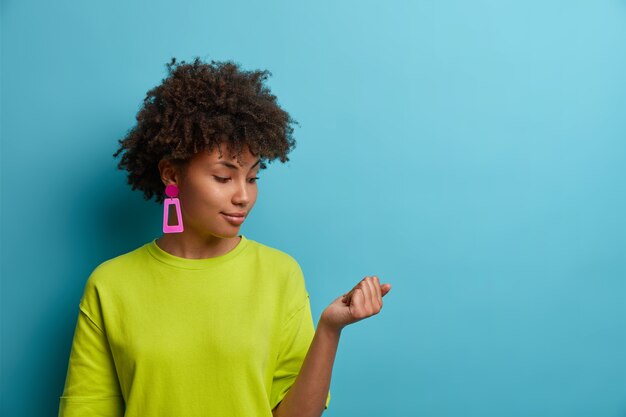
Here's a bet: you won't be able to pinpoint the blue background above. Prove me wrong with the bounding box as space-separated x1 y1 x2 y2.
2 0 626 416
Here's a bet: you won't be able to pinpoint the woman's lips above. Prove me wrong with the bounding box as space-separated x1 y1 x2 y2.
221 213 245 225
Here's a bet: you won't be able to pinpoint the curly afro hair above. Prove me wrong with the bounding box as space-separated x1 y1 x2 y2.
112 57 298 204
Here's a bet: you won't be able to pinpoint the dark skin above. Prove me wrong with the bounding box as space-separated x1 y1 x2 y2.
113 57 393 415
156 143 392 417
112 58 297 206
272 276 391 417
155 145 260 258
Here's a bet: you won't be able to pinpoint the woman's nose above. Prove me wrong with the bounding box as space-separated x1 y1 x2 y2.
232 180 250 206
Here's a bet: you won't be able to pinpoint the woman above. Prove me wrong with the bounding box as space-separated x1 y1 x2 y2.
58 57 391 417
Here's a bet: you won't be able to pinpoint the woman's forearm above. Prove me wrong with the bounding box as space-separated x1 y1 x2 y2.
272 318 341 417
273 276 391 417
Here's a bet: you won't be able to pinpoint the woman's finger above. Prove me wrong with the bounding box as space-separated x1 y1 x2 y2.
343 279 364 306
349 287 365 316
342 288 355 305
358 278 374 316
362 277 378 312
368 276 382 311
372 276 382 308
343 277 390 307
381 283 392 297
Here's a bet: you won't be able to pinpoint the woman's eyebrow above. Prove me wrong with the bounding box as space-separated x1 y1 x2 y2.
216 159 261 170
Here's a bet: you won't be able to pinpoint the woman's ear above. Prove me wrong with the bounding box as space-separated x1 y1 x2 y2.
158 159 178 186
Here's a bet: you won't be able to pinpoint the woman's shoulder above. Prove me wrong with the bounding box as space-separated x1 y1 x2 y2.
244 237 301 270
79 242 151 311
245 238 309 304
86 242 151 285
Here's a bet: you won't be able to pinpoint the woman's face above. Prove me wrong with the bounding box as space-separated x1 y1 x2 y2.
170 145 260 239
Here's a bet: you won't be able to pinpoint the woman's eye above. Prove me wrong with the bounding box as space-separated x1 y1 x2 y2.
248 177 260 184
213 176 230 183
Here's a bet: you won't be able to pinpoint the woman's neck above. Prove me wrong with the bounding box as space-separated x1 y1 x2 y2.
155 232 241 259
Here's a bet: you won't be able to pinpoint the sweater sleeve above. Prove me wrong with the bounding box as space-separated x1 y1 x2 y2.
58 301 125 417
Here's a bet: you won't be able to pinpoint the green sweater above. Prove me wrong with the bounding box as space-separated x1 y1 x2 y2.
59 235 330 416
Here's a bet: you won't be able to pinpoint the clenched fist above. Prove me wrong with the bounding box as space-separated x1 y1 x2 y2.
319 276 392 331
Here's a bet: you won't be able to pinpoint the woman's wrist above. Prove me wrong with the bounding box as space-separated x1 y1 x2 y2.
317 311 344 337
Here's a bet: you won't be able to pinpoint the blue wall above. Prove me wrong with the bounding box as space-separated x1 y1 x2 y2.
2 1 625 416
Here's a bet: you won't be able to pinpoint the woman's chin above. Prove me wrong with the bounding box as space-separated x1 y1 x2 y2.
209 229 241 240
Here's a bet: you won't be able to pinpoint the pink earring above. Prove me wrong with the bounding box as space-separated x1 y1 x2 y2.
163 184 184 233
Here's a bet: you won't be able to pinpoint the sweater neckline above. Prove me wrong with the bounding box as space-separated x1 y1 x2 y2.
146 235 249 270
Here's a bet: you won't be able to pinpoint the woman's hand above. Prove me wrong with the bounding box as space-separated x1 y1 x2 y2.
319 276 392 332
